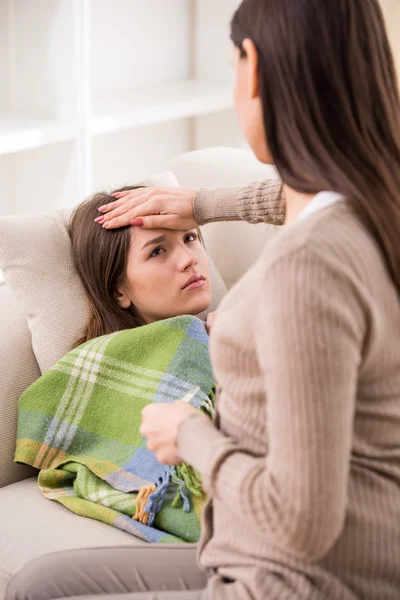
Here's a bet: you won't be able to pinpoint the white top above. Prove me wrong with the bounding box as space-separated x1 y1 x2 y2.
298 191 345 220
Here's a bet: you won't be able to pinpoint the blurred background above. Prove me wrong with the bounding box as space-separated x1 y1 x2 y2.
0 0 398 217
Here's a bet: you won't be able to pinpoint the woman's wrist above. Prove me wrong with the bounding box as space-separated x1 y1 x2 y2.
192 188 208 226
176 411 229 492
176 411 204 456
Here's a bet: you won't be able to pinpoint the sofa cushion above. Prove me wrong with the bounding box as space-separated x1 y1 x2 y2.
0 477 143 600
0 171 227 373
0 285 39 489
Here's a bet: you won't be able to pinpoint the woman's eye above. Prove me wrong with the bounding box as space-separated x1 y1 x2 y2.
149 247 165 258
185 232 198 243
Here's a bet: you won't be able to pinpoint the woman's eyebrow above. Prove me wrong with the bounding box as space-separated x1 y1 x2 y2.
141 230 193 251
141 235 166 250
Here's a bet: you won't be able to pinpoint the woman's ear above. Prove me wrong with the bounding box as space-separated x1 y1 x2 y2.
242 38 260 100
114 285 132 309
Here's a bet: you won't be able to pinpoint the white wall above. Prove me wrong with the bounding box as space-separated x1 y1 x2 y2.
381 0 400 76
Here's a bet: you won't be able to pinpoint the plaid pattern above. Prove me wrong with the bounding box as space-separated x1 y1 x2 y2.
15 316 215 543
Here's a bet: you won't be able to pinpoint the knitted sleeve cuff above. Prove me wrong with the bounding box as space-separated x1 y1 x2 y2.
193 187 242 226
193 180 285 226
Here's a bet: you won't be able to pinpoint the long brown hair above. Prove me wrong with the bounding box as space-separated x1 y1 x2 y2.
231 0 400 292
69 186 147 348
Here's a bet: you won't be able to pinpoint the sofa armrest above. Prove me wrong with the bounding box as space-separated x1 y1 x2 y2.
0 285 39 488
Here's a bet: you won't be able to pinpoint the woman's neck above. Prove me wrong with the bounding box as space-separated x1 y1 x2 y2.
283 184 317 225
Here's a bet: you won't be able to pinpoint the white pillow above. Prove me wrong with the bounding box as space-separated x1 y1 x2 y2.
0 171 227 373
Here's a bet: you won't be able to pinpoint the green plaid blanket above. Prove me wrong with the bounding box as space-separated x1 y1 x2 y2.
15 316 215 543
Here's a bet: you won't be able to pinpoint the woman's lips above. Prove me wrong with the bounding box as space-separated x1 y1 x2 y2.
182 279 207 291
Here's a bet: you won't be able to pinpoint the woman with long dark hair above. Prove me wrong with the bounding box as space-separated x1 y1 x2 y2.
68 186 212 347
7 1 400 598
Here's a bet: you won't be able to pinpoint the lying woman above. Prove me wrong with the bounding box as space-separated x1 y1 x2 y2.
13 185 217 544
69 185 213 346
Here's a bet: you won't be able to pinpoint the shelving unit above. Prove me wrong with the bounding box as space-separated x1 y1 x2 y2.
0 0 241 222
0 119 78 155
0 0 398 224
90 81 233 136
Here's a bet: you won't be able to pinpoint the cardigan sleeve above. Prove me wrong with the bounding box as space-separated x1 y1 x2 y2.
193 179 285 226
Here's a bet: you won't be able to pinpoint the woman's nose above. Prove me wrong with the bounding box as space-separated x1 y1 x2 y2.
178 247 198 271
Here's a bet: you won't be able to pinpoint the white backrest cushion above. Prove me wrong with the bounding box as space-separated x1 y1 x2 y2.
0 208 90 374
168 147 280 288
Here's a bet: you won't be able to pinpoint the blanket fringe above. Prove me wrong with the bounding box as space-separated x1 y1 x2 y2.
140 389 215 526
144 468 171 526
133 483 157 525
171 464 203 509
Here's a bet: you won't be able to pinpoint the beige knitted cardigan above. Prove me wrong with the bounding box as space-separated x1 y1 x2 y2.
177 181 400 599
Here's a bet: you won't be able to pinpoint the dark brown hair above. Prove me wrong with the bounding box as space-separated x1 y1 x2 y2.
231 0 400 292
69 186 147 348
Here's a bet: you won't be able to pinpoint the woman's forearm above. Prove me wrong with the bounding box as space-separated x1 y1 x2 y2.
193 179 285 226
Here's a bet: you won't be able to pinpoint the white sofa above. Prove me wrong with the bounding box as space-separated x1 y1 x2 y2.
0 147 278 598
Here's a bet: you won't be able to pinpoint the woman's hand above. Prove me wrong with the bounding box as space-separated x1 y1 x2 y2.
96 187 199 230
140 401 198 465
205 311 217 335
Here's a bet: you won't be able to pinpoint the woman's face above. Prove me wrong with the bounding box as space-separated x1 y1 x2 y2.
116 228 212 323
232 43 272 164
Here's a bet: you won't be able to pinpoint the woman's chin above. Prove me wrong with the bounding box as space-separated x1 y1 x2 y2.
157 290 212 320
183 293 212 317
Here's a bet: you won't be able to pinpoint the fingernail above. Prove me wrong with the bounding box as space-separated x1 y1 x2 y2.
102 222 110 229
131 218 144 227
98 206 106 211
94 216 104 223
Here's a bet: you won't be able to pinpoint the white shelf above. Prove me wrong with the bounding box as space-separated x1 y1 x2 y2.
0 118 78 156
90 81 233 136
0 0 242 212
